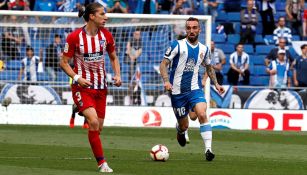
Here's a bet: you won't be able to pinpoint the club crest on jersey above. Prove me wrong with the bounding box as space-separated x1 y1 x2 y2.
184 58 195 72
100 40 106 48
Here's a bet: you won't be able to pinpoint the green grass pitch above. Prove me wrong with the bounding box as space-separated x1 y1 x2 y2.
0 125 307 175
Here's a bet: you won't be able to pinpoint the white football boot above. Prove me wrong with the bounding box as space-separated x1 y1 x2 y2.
98 162 113 173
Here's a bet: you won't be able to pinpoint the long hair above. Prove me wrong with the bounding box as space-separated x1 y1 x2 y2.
78 2 104 22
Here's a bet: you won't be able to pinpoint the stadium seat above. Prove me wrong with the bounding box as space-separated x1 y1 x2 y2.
254 65 268 76
250 55 265 65
256 23 263 34
212 33 226 43
218 44 235 54
222 64 230 75
37 72 50 81
227 34 240 44
255 35 264 44
56 71 69 82
276 2 286 11
255 45 275 55
6 60 21 70
216 11 228 22
292 35 300 41
250 76 269 86
227 12 241 22
233 22 241 34
244 44 254 54
0 70 19 80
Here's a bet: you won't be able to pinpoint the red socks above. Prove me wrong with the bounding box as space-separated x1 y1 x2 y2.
88 130 105 166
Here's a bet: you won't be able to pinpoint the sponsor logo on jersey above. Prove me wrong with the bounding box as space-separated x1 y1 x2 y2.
165 47 171 56
183 58 195 72
83 51 104 62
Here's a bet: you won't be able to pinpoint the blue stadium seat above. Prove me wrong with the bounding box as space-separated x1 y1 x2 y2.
250 55 265 65
244 45 254 54
255 35 264 44
276 2 286 11
292 35 300 41
140 64 155 73
216 11 228 22
6 60 22 70
56 71 69 82
212 33 226 43
234 23 241 34
218 44 235 54
222 65 230 75
255 45 275 55
227 34 240 44
37 72 50 81
256 23 263 34
250 76 270 86
227 12 241 22
254 65 268 76
0 70 19 80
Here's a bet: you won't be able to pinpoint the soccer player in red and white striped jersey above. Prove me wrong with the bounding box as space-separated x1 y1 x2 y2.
60 2 121 173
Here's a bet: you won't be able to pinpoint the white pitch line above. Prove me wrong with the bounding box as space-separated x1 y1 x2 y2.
0 156 92 160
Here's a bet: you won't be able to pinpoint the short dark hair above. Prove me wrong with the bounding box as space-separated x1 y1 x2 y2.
54 34 61 38
301 44 307 50
186 17 200 27
26 47 33 52
78 2 104 22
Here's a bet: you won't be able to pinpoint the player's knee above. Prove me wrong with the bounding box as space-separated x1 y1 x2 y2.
198 112 208 123
179 123 188 131
189 113 198 121
88 119 100 130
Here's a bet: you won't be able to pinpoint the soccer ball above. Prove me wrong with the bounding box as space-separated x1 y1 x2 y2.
150 144 169 161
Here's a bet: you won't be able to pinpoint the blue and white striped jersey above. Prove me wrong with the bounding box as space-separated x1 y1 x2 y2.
164 38 211 95
268 59 291 88
21 56 40 81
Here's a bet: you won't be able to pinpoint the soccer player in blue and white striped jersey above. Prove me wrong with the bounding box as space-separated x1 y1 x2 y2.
159 17 224 161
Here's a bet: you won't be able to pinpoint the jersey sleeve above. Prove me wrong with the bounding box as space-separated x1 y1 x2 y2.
201 47 211 66
106 32 115 54
63 32 76 58
164 41 179 61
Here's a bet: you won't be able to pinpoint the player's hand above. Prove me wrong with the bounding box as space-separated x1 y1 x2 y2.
112 75 122 87
294 80 299 87
164 81 172 91
270 70 277 75
215 84 225 94
78 77 92 88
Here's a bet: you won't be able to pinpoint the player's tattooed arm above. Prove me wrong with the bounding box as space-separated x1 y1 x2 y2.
160 59 172 91
205 64 218 85
160 59 170 83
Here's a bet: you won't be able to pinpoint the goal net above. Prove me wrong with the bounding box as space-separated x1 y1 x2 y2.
0 11 211 106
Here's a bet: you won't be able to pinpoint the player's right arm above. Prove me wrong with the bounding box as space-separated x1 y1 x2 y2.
159 41 179 91
160 59 172 91
60 33 92 88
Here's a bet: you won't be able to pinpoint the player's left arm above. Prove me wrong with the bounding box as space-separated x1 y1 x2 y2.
109 51 122 87
107 33 121 87
203 48 224 94
205 64 224 94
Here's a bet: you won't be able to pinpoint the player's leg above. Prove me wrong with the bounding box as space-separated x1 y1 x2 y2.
189 89 214 161
193 102 215 161
176 116 189 147
72 85 110 172
69 104 78 128
95 89 113 173
171 93 189 147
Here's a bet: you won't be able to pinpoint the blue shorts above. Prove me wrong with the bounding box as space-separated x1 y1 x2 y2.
171 89 206 119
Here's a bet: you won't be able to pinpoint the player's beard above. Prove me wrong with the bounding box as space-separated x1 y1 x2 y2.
187 34 198 44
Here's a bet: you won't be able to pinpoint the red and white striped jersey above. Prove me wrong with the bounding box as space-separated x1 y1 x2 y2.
63 26 115 89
